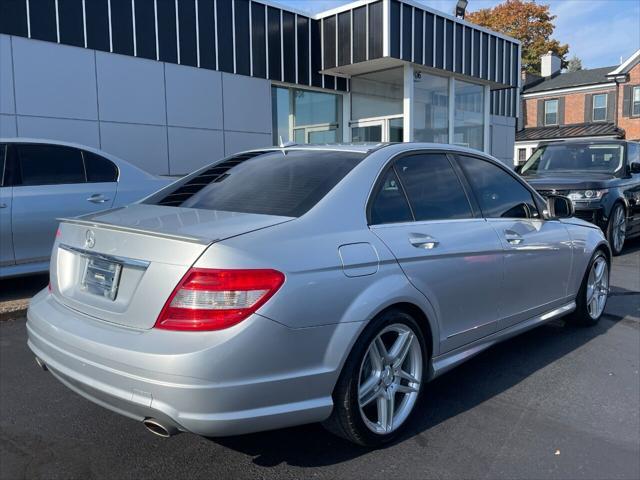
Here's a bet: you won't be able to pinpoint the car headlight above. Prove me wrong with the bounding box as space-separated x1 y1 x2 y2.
567 189 608 202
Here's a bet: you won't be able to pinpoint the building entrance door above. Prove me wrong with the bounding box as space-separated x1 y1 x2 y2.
351 117 404 142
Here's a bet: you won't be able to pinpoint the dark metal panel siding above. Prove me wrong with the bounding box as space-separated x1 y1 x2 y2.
198 0 216 69
481 32 489 80
424 12 434 67
267 6 281 81
401 3 411 61
134 0 157 60
352 5 366 63
0 0 28 37
445 19 453 71
323 15 336 69
338 11 351 66
235 0 251 75
177 0 197 67
282 11 295 82
29 0 57 42
512 44 519 88
250 1 265 77
489 35 496 82
503 41 511 86
58 0 84 47
157 0 177 63
413 9 423 63
368 1 383 59
296 15 309 84
310 19 322 87
463 26 472 76
324 75 335 90
111 0 134 56
454 23 463 73
389 0 400 58
85 0 110 52
472 29 480 78
496 38 504 84
435 16 444 69
336 76 347 92
217 0 234 73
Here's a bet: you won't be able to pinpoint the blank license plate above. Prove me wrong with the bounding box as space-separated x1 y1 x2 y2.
81 257 122 300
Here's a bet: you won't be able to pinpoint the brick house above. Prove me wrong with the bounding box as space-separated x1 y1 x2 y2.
514 49 640 165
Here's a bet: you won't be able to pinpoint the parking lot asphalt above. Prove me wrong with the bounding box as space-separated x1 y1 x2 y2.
0 241 638 480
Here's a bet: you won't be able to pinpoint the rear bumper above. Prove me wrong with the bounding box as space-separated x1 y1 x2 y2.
27 290 361 436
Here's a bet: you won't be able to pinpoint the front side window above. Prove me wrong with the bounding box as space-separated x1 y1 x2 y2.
544 99 558 126
593 93 607 122
181 150 364 217
16 144 85 186
272 86 342 145
633 86 640 116
458 155 538 219
369 169 413 225
394 154 473 221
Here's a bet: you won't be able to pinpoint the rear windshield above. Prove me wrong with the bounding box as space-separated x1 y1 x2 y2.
520 143 625 176
179 150 365 217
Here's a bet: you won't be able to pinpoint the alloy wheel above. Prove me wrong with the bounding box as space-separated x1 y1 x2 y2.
358 323 422 434
586 256 609 320
612 207 626 253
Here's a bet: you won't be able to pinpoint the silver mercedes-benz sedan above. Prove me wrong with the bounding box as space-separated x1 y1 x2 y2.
27 144 610 446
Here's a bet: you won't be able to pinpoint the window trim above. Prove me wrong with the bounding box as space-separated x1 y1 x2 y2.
632 86 640 117
366 149 480 226
543 99 559 126
451 152 545 220
592 93 608 122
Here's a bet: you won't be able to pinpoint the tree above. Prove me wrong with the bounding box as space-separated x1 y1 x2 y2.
566 55 583 72
466 0 569 75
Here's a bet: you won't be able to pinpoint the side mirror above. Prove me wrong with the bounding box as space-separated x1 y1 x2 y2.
546 195 574 219
630 162 640 174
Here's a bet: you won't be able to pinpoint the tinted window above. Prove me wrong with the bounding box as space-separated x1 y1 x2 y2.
16 144 85 186
370 169 413 225
458 156 538 219
395 154 472 221
521 143 625 175
84 152 118 182
181 150 364 217
0 144 5 187
627 142 639 166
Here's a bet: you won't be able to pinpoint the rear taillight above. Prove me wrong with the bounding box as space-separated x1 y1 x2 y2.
155 268 285 331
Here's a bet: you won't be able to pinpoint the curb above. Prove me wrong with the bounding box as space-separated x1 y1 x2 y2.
0 301 30 322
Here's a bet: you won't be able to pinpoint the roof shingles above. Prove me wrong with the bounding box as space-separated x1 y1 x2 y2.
523 66 617 94
516 123 624 142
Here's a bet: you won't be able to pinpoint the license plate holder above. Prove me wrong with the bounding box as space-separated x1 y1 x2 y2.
81 256 123 301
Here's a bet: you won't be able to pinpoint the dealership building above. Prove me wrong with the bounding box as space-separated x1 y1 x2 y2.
0 0 520 175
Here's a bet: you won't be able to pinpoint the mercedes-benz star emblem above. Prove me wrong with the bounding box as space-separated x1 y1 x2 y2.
85 229 96 249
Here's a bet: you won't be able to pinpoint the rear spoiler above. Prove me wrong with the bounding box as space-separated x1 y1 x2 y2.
57 217 213 245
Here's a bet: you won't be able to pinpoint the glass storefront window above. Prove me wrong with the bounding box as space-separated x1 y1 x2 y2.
271 86 342 145
414 73 449 143
351 68 404 121
453 80 485 151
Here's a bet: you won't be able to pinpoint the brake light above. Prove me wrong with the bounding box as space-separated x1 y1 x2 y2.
155 268 285 331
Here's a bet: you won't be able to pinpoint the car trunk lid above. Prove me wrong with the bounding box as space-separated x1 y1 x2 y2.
50 204 292 329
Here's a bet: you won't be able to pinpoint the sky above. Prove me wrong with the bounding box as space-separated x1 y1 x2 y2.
279 0 640 69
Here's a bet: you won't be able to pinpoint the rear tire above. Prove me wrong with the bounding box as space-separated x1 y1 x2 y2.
607 203 626 256
566 250 609 327
323 309 428 447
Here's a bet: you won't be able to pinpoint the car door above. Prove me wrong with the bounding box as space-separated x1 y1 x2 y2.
456 154 573 330
0 143 14 267
369 152 505 352
11 143 117 265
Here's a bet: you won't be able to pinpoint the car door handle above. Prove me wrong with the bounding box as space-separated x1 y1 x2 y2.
504 230 524 245
409 234 440 249
87 194 110 204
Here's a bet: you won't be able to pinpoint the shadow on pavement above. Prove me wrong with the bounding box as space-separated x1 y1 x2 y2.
0 274 48 303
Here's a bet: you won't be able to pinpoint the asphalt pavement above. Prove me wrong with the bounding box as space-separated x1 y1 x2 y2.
0 241 638 480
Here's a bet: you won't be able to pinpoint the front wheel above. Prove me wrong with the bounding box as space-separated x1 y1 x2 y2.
567 250 609 326
607 203 627 256
323 309 427 447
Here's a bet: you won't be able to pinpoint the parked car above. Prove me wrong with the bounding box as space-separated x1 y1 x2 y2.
0 138 172 278
518 139 640 255
27 144 610 447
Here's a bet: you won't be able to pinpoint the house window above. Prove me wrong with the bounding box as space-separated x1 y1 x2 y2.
544 99 558 126
633 86 640 117
518 148 527 164
593 93 607 122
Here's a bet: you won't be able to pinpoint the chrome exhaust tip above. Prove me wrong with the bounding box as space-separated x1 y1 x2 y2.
35 356 48 371
143 418 179 438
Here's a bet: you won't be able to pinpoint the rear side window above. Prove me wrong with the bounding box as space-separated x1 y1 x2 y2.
180 150 365 217
16 144 85 186
369 169 413 225
84 151 118 182
458 155 538 219
395 154 473 221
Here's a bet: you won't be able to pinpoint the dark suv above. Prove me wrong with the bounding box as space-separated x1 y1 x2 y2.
519 139 640 255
